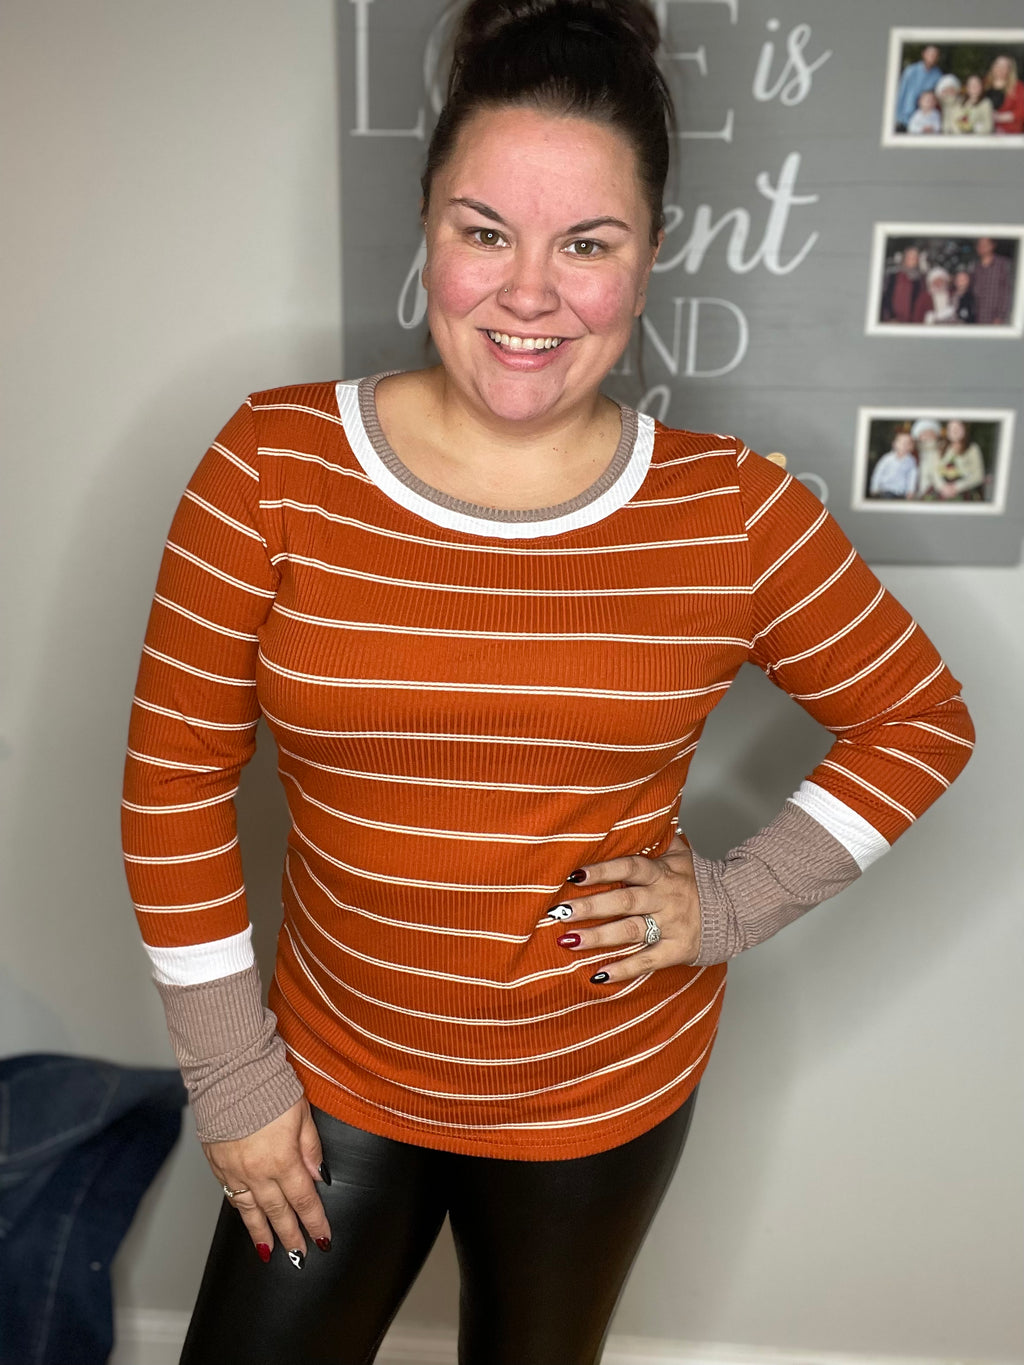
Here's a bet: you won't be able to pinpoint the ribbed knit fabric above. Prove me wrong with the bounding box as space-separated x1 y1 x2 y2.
122 377 974 1159
155 965 303 1141
690 803 862 965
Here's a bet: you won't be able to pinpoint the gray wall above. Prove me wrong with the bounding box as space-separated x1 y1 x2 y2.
1 2 1021 1359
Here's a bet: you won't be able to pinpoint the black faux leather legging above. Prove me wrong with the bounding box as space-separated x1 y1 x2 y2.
180 1091 697 1365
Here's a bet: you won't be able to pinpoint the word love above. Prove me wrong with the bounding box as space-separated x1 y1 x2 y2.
350 1 831 143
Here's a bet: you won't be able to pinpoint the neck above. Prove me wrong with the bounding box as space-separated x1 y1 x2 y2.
436 367 610 448
375 367 624 511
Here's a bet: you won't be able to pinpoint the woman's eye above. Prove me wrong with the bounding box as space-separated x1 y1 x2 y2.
565 239 602 257
471 228 507 248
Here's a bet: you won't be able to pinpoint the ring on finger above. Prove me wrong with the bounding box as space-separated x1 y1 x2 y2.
641 914 661 946
222 1183 251 1200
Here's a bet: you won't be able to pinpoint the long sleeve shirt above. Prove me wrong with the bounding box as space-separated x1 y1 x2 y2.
122 376 973 1159
869 450 918 499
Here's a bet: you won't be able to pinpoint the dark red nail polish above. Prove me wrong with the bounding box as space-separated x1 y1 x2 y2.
557 933 581 948
315 1236 332 1253
590 971 610 984
318 1160 332 1186
567 869 587 884
256 1243 272 1263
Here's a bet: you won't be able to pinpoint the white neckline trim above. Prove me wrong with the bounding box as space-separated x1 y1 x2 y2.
335 379 655 541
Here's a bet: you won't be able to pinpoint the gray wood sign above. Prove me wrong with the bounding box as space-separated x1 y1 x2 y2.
338 0 1024 564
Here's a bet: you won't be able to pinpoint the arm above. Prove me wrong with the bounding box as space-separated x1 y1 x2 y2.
912 286 932 324
905 457 920 499
123 398 302 1135
946 445 986 498
993 83 1024 130
879 273 894 322
868 454 888 496
895 65 916 128
123 401 326 1258
688 446 973 963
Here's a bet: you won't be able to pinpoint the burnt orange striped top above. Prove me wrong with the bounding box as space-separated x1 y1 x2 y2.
122 376 973 1158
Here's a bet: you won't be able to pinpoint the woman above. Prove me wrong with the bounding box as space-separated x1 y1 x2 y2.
948 73 995 135
986 54 1024 135
931 419 987 501
122 2 974 1361
952 267 977 323
880 244 930 323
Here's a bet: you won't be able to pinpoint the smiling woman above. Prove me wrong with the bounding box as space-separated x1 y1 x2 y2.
121 2 974 1362
378 106 660 497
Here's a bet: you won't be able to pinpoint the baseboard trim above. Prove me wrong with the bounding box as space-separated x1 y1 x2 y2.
112 1311 996 1365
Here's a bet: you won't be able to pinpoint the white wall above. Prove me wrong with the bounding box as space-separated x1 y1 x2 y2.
2 4 1021 1361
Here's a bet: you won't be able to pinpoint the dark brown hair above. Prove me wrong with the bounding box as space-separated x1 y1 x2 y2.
422 0 674 243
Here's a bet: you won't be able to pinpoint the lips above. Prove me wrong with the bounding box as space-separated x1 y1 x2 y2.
485 330 563 351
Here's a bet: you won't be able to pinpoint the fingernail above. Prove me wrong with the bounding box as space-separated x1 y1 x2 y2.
256 1243 272 1264
318 1160 332 1186
288 1249 305 1270
558 933 581 948
548 903 573 921
591 971 610 984
315 1236 332 1253
567 869 587 884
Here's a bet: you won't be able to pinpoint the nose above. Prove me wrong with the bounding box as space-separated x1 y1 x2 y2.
500 249 558 318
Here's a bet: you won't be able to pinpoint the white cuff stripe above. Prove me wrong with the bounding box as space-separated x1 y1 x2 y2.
787 780 890 871
144 926 255 986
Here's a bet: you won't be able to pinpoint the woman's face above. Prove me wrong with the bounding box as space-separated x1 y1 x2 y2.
966 75 984 101
421 105 660 429
991 56 1011 82
947 420 967 444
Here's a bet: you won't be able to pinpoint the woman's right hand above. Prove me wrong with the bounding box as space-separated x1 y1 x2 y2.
202 1097 332 1265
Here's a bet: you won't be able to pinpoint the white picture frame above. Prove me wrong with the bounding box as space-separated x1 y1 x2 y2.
852 406 1016 515
865 222 1024 338
881 28 1024 149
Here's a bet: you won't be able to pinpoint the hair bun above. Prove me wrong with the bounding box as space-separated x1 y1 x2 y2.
453 0 661 70
423 0 672 244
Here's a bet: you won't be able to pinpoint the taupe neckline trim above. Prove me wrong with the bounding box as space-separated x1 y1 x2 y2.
356 372 640 524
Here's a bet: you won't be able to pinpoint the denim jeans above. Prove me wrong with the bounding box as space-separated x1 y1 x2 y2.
0 1053 186 1365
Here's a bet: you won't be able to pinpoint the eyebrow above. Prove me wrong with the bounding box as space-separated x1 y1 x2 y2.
448 197 632 235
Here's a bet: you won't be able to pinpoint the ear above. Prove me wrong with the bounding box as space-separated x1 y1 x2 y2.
635 229 664 317
419 199 430 289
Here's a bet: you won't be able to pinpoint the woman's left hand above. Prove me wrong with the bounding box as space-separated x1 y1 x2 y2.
553 835 702 982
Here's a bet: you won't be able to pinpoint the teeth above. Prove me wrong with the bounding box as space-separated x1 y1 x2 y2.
488 331 562 350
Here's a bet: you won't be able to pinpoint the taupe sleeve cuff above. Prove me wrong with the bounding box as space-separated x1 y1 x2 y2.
690 802 863 965
155 963 305 1142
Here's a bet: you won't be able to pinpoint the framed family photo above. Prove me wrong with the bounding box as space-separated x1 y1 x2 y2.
881 28 1024 148
852 407 1015 516
865 224 1024 338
